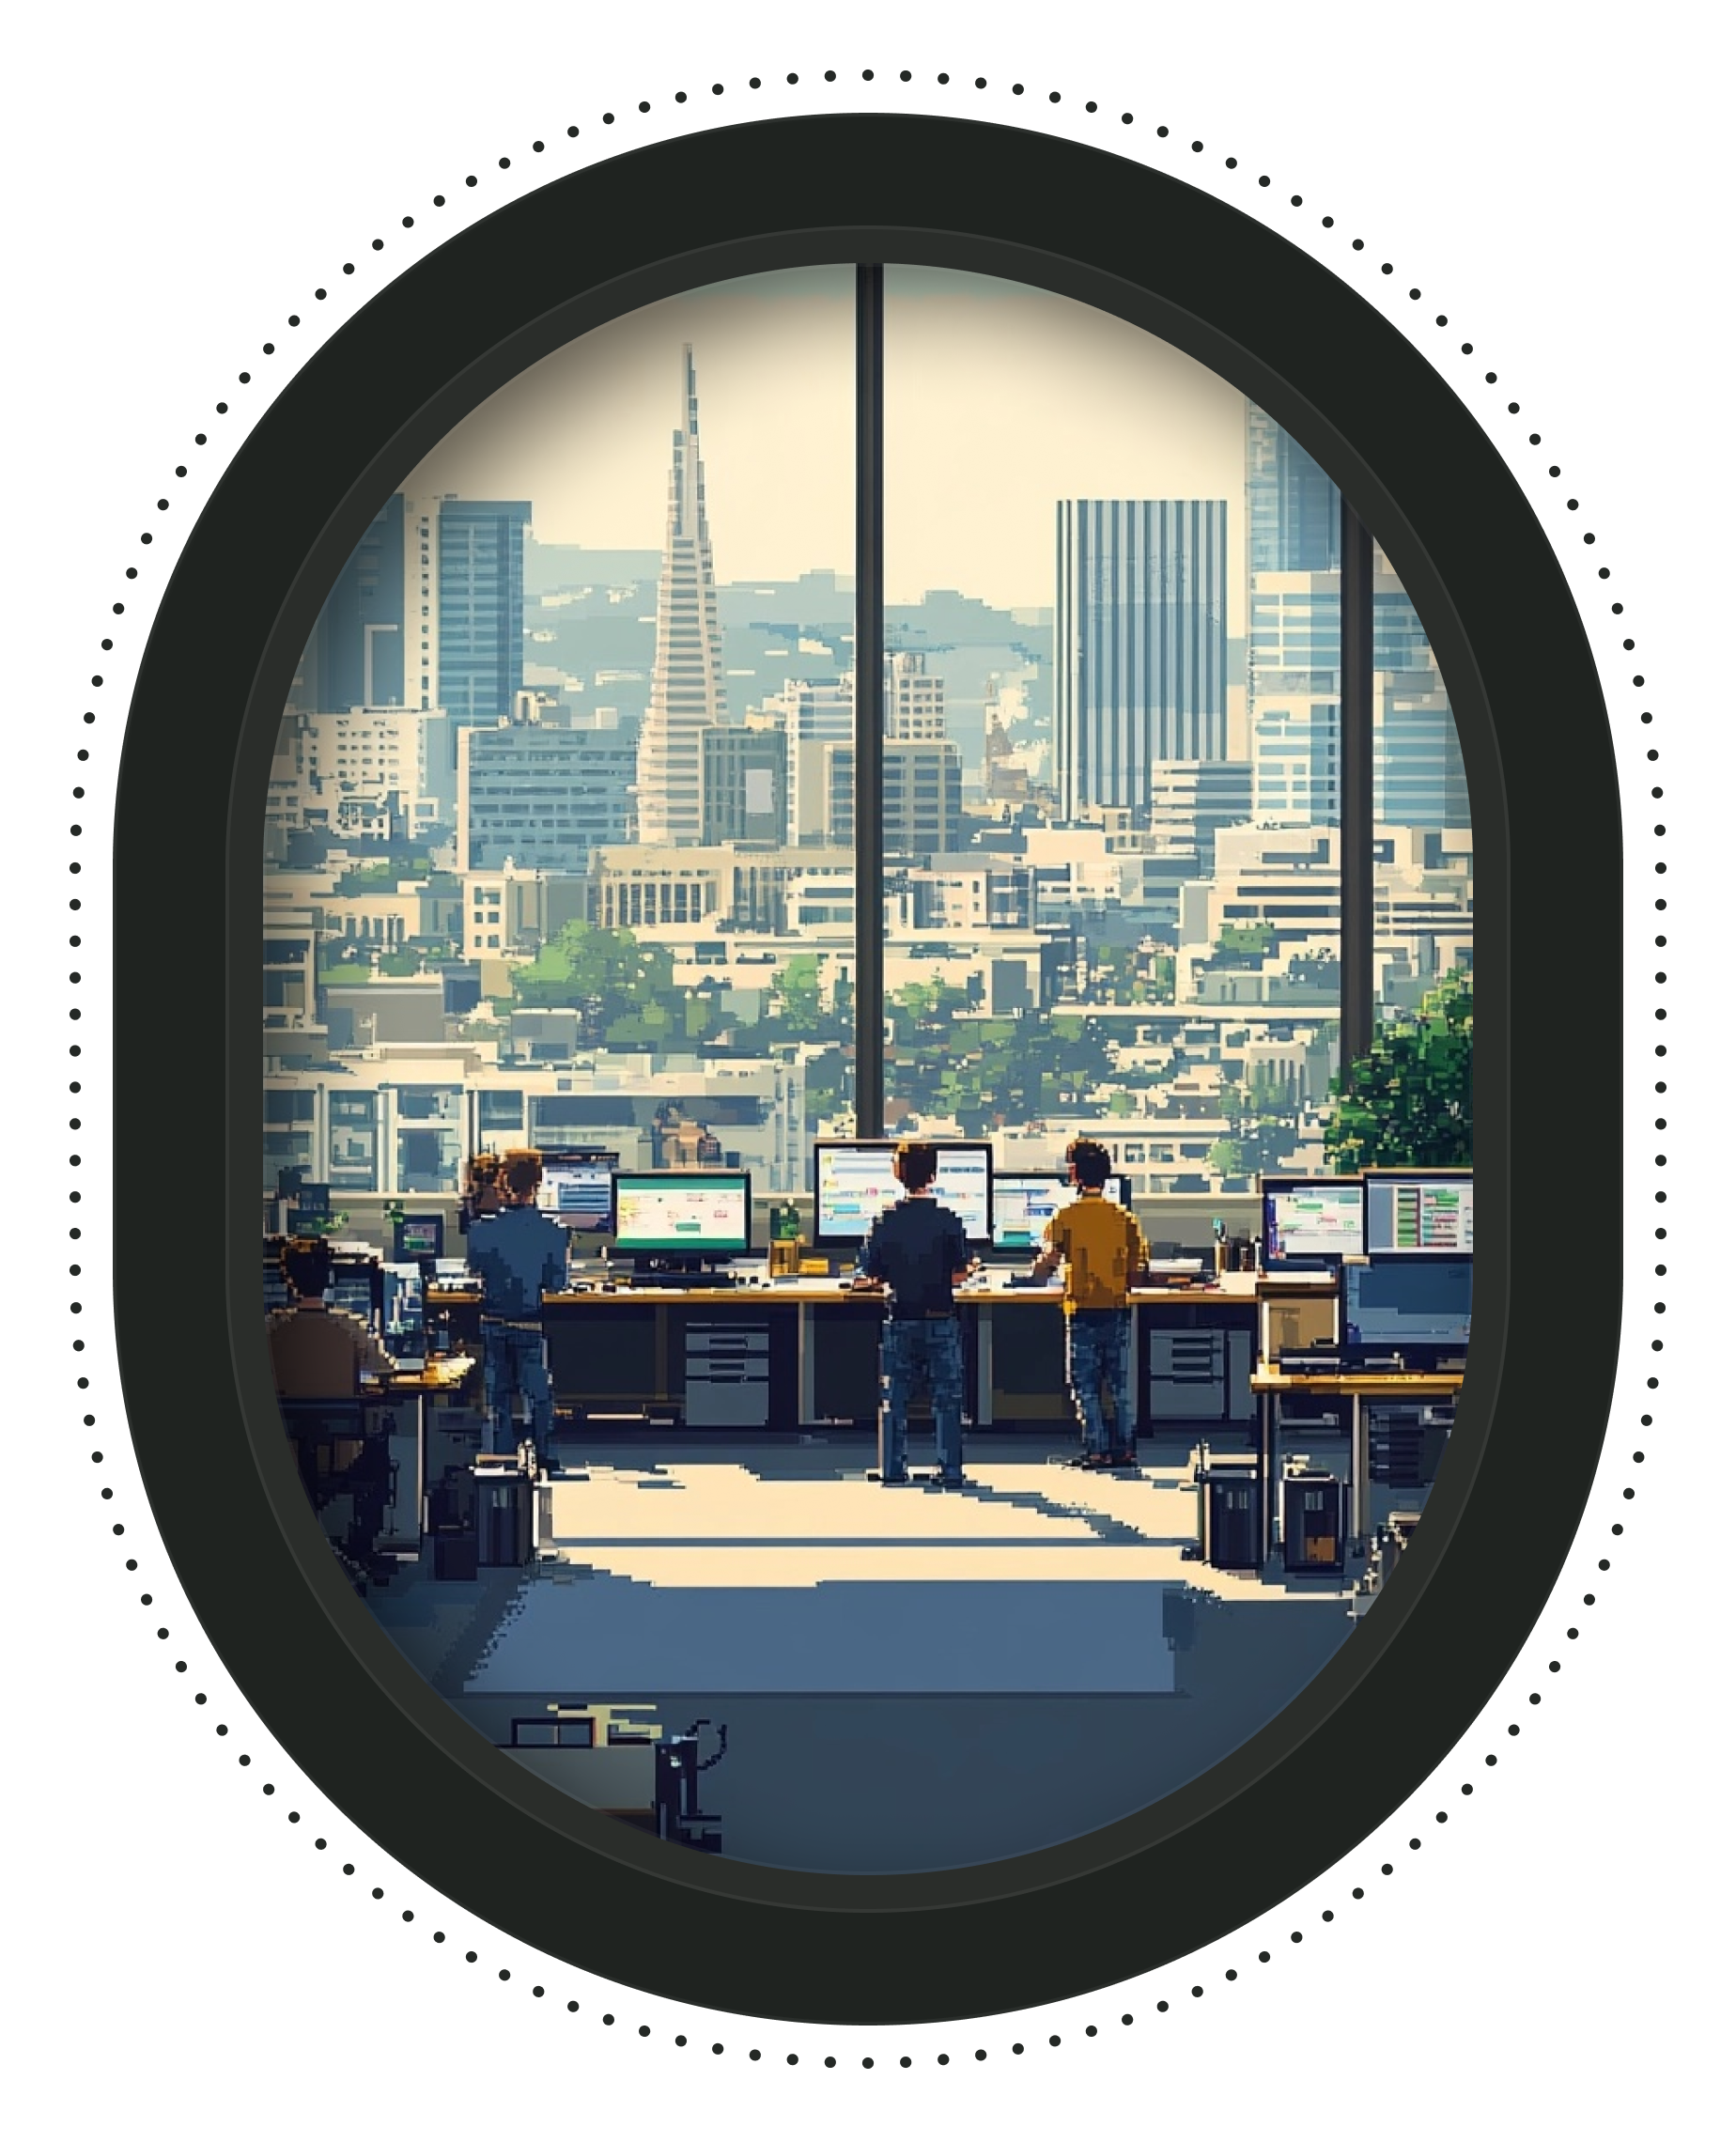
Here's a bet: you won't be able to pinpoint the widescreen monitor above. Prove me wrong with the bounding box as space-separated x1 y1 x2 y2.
393 1213 445 1261
1261 1176 1366 1268
611 1172 752 1257
813 1141 994 1248
536 1149 618 1232
1364 1170 1474 1255
1343 1258 1473 1358
991 1173 1133 1251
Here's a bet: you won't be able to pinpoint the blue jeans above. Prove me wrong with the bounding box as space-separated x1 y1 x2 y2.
880 1315 966 1481
480 1322 553 1457
1066 1310 1134 1455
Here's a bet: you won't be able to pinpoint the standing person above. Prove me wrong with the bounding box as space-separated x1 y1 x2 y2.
1031 1137 1149 1470
852 1141 975 1488
465 1148 568 1462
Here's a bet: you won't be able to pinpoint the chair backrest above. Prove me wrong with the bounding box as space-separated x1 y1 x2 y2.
279 1398 367 1441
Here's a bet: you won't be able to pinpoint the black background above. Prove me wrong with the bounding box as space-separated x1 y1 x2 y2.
64 75 1669 2082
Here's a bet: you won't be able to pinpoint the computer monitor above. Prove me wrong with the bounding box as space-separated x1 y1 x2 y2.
536 1149 617 1232
813 1141 994 1248
1364 1170 1474 1255
392 1213 445 1261
292 1180 331 1218
610 1172 752 1257
1261 1175 1366 1268
1342 1257 1473 1361
329 1253 383 1330
381 1263 425 1343
991 1172 1133 1251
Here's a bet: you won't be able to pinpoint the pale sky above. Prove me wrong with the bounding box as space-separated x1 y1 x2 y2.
403 264 1251 623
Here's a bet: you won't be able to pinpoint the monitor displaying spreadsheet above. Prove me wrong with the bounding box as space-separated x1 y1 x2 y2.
1364 1172 1473 1256
813 1141 994 1247
992 1173 1133 1251
1262 1177 1366 1267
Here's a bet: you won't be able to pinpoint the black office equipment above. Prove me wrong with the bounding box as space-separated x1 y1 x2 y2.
1196 1455 1263 1570
1342 1258 1472 1370
655 1723 725 1853
1282 1472 1347 1573
328 1253 385 1332
474 1466 535 1566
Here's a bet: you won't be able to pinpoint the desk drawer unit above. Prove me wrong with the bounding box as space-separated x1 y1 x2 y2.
1148 1326 1255 1424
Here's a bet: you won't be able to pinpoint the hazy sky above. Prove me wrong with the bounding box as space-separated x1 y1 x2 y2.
404 265 1251 623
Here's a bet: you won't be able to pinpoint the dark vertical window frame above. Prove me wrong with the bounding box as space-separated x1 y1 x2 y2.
1340 500 1376 1072
854 262 886 1133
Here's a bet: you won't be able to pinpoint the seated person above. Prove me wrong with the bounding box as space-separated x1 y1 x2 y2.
267 1235 396 1400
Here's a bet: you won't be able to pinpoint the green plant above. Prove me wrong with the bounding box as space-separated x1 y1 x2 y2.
1325 970 1472 1172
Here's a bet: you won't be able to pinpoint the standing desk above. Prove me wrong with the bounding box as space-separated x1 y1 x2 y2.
477 1279 1270 1437
1250 1368 1465 1555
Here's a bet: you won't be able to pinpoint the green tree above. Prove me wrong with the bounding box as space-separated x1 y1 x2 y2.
1217 924 1278 958
1325 970 1473 1172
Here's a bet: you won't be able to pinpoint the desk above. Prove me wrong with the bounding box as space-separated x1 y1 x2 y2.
1250 1369 1464 1553
363 1358 475 1553
504 1281 1265 1437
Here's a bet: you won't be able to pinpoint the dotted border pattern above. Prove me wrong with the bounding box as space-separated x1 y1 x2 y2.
81 79 1652 2056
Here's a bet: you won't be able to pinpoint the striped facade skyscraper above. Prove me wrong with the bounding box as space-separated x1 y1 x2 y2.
633 346 727 846
1055 499 1229 824
1246 402 1341 576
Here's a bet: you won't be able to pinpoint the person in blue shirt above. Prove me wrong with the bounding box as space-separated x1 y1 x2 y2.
851 1141 975 1488
465 1149 568 1460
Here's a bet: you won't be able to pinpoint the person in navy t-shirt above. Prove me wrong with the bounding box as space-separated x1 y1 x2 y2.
852 1141 974 1487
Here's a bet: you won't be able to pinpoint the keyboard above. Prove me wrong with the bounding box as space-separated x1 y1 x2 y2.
626 1272 738 1291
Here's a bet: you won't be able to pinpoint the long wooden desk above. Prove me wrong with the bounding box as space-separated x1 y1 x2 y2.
424 1280 1266 1436
1250 1368 1464 1553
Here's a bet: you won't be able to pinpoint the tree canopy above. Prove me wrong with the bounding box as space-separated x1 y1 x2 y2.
1325 970 1472 1172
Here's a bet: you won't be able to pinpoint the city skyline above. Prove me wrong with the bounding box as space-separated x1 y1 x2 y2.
401 265 1253 619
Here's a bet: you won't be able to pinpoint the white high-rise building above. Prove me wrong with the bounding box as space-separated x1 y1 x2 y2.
632 347 727 846
885 649 946 739
763 675 855 844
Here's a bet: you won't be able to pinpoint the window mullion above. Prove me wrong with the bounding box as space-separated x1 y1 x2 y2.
854 263 885 1136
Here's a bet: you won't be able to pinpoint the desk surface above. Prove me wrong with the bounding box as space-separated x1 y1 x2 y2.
1250 1369 1464 1395
524 1280 1260 1306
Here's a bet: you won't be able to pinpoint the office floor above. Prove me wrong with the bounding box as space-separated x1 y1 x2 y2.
365 1431 1372 1873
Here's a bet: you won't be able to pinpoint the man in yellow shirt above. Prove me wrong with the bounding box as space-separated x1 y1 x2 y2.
1031 1138 1148 1470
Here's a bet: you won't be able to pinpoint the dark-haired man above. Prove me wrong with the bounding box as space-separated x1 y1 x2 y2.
267 1234 397 1398
1031 1138 1148 1469
852 1141 974 1487
466 1148 568 1460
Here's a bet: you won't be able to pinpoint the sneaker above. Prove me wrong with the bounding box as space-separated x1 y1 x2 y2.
869 1469 912 1485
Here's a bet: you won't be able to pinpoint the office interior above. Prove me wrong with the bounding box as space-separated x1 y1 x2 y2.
265 1154 1471 1874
